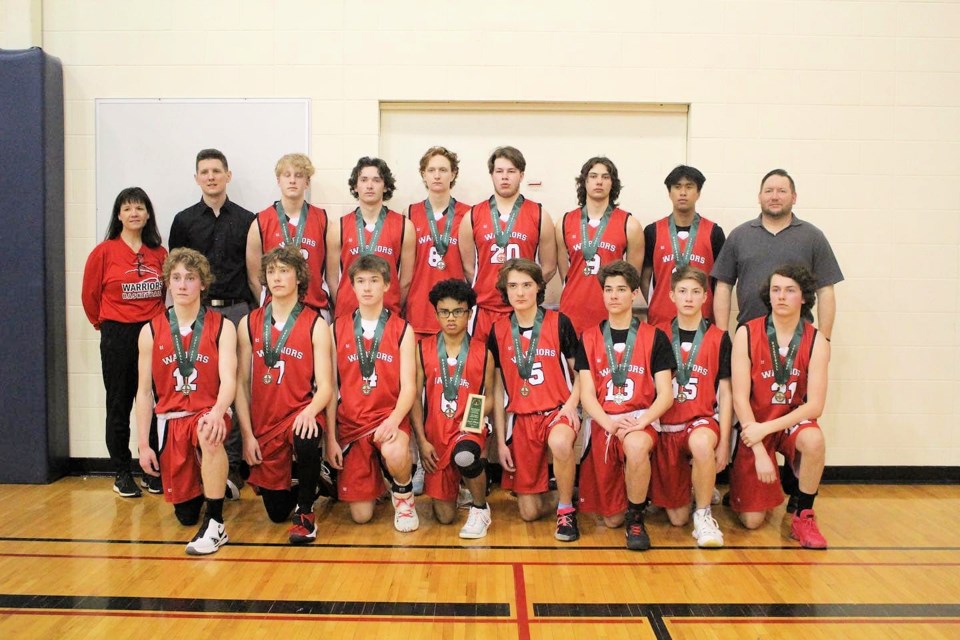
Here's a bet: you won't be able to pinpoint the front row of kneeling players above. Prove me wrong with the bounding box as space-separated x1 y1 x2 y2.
136 246 829 555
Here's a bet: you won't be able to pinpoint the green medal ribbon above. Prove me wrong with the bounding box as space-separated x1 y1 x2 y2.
490 195 525 249
671 318 708 387
262 302 303 368
168 306 206 384
425 198 457 258
510 307 544 381
765 315 805 387
603 317 639 388
579 204 613 263
354 309 389 380
668 213 701 269
274 201 308 247
438 336 469 403
354 206 388 256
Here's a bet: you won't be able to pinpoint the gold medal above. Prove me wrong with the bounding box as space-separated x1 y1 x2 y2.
361 382 372 395
519 385 530 397
676 391 686 404
444 406 456 419
263 373 272 385
583 266 593 276
436 259 446 270
495 251 506 264
613 393 625 405
180 385 192 396
774 390 786 403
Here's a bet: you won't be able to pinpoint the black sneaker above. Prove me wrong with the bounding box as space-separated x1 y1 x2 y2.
114 471 142 498
140 474 162 494
555 509 580 542
786 493 799 514
625 510 650 551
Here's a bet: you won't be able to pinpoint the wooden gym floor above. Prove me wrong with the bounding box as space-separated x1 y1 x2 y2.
0 479 958 639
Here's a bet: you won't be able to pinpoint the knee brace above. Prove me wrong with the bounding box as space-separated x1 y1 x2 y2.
452 440 484 479
174 495 204 526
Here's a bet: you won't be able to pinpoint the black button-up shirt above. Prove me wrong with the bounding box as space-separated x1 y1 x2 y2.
169 197 256 301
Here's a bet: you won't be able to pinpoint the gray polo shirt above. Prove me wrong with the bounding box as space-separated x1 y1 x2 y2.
711 214 843 325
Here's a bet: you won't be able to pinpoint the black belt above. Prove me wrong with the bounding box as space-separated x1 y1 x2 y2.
207 298 246 308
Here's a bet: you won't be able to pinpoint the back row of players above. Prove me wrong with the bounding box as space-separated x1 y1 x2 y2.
83 145 843 556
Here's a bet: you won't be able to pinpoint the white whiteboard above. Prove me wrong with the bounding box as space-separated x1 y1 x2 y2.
95 98 310 241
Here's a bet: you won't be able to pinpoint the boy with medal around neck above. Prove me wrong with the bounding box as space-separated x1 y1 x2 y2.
641 165 725 327
650 265 731 548
729 264 830 549
558 156 645 337
135 249 237 555
235 246 333 544
576 260 675 551
327 156 415 321
326 254 419 531
405 147 473 341
246 153 331 319
486 258 581 541
411 279 495 538
458 146 558 345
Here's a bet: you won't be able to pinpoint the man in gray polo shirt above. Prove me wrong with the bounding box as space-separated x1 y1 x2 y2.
712 169 843 338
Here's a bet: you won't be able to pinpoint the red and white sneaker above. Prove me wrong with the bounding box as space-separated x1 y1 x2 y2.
392 492 420 532
791 509 828 549
288 511 317 544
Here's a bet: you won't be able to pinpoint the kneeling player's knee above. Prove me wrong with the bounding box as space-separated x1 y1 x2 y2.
350 502 374 524
797 428 825 456
294 433 321 463
688 432 716 461
174 495 204 526
453 440 484 479
603 514 625 528
667 508 690 527
739 511 766 530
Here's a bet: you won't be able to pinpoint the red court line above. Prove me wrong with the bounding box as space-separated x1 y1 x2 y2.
1 552 957 568
0 609 514 624
513 563 530 640
671 617 960 625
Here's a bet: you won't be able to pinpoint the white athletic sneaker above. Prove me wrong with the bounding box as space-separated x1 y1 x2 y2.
185 518 228 556
692 509 724 548
392 493 420 532
459 504 491 539
412 464 425 496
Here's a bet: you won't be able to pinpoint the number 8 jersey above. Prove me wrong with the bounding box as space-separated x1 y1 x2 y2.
150 309 225 414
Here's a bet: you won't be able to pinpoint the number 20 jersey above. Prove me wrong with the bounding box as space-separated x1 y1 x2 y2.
470 197 542 314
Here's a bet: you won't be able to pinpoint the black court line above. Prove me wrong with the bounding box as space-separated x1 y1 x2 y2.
0 593 510 619
534 603 960 640
0 536 957 552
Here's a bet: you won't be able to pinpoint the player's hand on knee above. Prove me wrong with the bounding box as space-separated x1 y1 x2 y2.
373 420 399 444
552 404 580 432
715 444 730 472
139 449 160 476
292 410 319 439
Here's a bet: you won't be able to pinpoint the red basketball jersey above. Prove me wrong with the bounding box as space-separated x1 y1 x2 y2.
419 334 489 451
151 309 225 414
490 310 572 414
336 208 406 319
580 322 659 414
257 203 330 311
334 309 409 444
745 316 817 423
247 305 323 436
558 207 631 336
406 200 471 335
470 197 542 314
647 215 718 326
657 321 725 424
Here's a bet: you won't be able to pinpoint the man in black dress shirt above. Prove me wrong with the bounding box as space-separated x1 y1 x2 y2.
169 148 255 496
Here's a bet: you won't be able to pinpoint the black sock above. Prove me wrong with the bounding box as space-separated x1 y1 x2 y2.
795 490 817 513
472 501 487 510
628 500 647 514
205 497 224 523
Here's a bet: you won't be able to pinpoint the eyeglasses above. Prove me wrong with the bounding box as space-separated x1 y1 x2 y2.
135 253 145 277
436 308 469 319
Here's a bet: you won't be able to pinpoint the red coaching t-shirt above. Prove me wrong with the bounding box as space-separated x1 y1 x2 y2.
82 238 167 327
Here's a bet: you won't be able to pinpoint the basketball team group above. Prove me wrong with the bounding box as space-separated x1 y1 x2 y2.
82 144 844 556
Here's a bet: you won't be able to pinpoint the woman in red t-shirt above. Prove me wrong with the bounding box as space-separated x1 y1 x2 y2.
82 187 167 498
